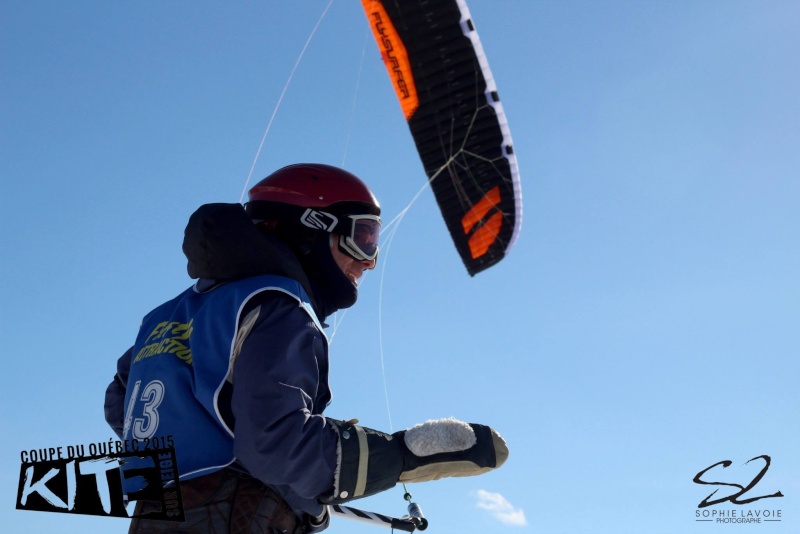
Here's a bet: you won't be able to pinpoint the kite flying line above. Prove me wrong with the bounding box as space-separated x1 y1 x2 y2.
238 0 334 204
235 2 428 530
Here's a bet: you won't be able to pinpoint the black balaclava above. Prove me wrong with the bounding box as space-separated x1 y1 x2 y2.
266 218 358 320
298 231 358 319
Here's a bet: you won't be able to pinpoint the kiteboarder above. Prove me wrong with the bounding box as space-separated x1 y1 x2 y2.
104 163 508 533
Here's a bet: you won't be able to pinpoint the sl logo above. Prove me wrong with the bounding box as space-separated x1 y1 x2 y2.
693 455 784 508
300 209 338 232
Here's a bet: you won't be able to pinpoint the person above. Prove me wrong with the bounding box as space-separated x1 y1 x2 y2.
104 163 508 533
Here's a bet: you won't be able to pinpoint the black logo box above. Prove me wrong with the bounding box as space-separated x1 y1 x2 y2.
17 446 184 521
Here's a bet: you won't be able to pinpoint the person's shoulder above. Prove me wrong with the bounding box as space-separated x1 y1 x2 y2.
243 285 315 326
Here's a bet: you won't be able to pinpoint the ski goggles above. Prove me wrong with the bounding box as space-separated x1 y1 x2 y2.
338 214 381 262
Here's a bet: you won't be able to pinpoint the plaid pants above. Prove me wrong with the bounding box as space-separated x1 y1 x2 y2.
128 469 302 534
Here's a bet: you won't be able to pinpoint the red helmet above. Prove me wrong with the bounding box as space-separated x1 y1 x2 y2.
247 163 379 211
246 164 381 261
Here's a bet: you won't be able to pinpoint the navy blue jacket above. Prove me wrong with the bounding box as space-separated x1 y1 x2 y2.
104 204 346 519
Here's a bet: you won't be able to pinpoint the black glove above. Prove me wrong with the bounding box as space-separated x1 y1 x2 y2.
326 417 508 504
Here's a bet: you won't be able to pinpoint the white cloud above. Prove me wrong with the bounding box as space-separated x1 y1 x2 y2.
475 489 528 527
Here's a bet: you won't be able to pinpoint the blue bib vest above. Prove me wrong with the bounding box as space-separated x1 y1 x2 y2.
121 275 323 490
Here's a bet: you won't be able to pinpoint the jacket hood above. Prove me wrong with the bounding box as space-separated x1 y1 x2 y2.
182 202 316 303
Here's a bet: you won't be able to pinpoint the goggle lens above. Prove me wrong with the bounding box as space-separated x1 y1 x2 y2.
339 215 381 261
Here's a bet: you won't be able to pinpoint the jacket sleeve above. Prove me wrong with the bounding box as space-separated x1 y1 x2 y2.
104 346 133 439
230 292 339 501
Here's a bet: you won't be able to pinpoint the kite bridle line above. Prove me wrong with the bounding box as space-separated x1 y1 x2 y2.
238 1 429 530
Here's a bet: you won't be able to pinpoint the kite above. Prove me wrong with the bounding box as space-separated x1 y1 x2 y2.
360 0 522 275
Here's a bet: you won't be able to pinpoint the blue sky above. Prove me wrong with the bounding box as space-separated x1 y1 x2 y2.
2 1 798 532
